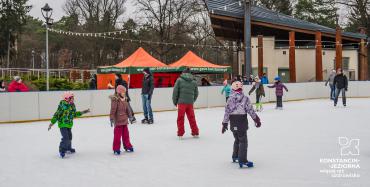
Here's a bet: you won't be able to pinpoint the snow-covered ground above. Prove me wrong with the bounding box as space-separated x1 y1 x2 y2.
0 98 369 187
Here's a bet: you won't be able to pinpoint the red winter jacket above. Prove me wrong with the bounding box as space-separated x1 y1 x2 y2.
7 81 29 92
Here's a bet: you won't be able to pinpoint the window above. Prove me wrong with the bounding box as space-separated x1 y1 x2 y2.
332 57 350 71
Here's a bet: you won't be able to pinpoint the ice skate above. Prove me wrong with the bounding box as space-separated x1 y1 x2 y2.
124 147 134 152
66 148 76 154
148 119 154 124
239 161 254 168
113 150 121 155
141 118 149 124
59 151 65 158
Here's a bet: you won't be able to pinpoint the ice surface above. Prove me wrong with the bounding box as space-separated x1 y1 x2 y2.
0 98 369 187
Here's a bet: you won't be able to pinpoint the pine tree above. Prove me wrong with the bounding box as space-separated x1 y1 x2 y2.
256 0 293 15
294 0 338 28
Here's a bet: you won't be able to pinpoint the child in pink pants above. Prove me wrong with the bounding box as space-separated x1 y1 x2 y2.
110 85 134 155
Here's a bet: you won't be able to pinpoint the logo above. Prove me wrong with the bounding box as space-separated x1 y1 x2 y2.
338 137 360 156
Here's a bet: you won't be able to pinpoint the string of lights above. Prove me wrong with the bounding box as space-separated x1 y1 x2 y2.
47 28 368 49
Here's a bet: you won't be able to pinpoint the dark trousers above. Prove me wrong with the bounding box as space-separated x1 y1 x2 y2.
127 102 135 117
329 84 336 100
276 96 283 108
334 88 346 105
256 94 262 103
59 128 72 153
230 114 249 163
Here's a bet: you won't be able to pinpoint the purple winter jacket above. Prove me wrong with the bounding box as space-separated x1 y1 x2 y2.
223 91 258 124
268 82 288 96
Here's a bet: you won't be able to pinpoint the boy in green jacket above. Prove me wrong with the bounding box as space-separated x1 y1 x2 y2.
172 68 199 138
48 91 90 158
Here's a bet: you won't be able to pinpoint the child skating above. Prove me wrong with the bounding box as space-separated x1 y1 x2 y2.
222 80 261 168
110 85 134 155
248 76 265 111
268 76 288 109
48 91 90 158
221 79 231 102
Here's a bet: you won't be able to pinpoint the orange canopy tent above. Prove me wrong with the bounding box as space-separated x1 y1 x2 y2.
97 47 180 89
169 51 231 73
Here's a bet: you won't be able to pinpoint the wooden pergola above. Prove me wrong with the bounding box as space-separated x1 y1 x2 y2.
205 0 368 81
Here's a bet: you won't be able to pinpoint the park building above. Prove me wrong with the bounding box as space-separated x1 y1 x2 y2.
205 0 369 83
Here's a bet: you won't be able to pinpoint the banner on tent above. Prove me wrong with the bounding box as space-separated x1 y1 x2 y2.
97 66 231 74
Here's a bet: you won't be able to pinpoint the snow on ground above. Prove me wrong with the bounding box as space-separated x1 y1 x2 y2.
0 98 369 187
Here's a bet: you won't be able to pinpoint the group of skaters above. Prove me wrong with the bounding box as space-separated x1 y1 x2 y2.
222 73 288 111
45 67 347 169
325 68 348 106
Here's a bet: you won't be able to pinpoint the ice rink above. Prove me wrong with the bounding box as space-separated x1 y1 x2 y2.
0 98 369 187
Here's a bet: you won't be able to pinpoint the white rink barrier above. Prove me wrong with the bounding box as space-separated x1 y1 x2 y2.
1 81 369 123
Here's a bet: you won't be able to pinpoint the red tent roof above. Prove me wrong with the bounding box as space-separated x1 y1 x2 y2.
169 51 229 68
114 47 167 67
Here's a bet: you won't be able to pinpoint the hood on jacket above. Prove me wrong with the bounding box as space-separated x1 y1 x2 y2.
109 94 126 101
180 73 194 82
230 90 245 102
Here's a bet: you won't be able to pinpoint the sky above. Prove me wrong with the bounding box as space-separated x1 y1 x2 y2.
28 0 349 27
28 0 137 22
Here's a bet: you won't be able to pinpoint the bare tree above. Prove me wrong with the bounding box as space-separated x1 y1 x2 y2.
136 0 201 62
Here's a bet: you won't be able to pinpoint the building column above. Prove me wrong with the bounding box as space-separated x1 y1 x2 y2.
359 27 368 80
315 31 323 81
335 26 342 70
244 0 252 78
258 35 264 77
289 31 296 82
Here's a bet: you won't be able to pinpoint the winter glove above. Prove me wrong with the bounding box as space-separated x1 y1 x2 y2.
222 123 228 134
253 116 261 128
48 124 54 131
345 88 348 91
81 109 90 114
110 119 114 127
148 94 152 100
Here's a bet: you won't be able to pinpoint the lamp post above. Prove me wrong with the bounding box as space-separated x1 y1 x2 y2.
31 49 35 75
7 29 12 69
41 3 53 91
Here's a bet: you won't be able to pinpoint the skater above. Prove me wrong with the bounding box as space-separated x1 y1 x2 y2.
325 69 336 100
248 76 265 112
0 80 6 92
7 76 29 92
115 74 136 123
141 68 154 124
261 73 269 84
89 74 97 90
48 91 90 158
221 79 231 102
333 68 348 107
172 68 199 138
222 80 261 168
110 85 134 155
268 76 288 109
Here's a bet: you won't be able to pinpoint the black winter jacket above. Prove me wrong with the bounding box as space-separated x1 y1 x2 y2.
142 74 154 95
333 74 348 89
